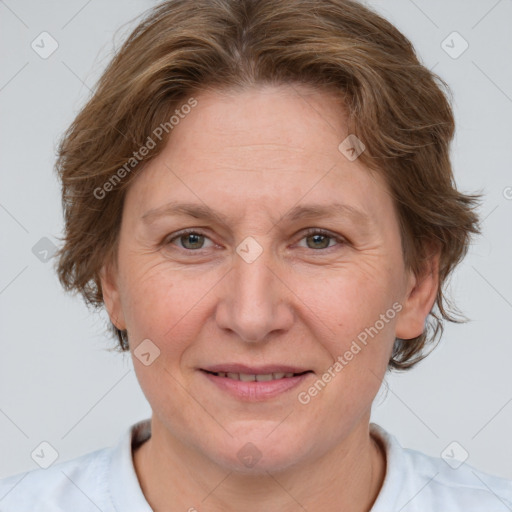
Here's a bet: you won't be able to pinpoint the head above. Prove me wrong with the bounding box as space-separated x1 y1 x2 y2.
54 0 480 472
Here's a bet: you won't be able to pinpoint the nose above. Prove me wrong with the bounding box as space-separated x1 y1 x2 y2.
214 245 294 343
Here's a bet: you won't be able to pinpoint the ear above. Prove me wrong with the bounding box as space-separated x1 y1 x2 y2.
395 247 440 340
99 258 126 331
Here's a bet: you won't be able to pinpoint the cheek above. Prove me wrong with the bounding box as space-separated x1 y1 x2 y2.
119 260 220 355
290 264 401 409
118 261 178 342
297 265 400 340
123 266 199 411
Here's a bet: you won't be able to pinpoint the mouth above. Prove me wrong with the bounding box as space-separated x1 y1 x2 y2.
202 370 311 381
199 365 314 401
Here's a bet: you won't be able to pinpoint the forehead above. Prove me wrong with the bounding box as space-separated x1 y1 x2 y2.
164 84 349 165
124 85 394 228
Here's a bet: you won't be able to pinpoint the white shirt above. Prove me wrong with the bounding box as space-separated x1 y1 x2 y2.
1 419 510 511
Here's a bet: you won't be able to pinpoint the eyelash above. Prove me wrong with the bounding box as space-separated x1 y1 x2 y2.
163 227 346 253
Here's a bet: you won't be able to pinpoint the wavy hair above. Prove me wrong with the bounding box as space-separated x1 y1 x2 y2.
54 0 481 370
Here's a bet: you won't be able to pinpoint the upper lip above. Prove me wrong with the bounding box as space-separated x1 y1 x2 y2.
201 364 311 374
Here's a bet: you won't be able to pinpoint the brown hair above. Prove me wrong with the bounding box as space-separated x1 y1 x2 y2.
54 0 481 370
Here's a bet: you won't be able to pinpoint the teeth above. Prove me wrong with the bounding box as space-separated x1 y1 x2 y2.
213 372 299 381
255 373 273 382
239 373 256 382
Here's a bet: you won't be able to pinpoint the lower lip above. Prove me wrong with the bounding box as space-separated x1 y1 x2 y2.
200 371 312 401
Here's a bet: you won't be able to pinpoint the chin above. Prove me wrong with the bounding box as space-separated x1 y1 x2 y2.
203 424 314 474
216 445 304 475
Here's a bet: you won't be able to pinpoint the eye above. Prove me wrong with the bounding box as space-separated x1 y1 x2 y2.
296 228 345 250
163 227 345 253
165 229 215 251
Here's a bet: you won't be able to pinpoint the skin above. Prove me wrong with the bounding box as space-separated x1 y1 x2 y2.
101 84 440 512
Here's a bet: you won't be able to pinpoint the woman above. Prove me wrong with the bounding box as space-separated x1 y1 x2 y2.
1 0 510 510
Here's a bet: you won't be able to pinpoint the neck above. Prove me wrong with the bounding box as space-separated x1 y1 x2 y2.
133 417 386 512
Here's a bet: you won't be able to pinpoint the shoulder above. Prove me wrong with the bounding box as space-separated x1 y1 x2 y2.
371 423 512 511
404 444 512 510
0 446 112 512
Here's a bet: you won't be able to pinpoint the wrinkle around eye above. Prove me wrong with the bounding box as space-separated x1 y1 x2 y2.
158 228 350 259
166 230 217 251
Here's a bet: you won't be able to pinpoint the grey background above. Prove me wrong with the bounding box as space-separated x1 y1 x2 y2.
1 0 511 481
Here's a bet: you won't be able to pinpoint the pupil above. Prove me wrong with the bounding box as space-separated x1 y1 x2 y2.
309 234 329 249
180 233 329 250
183 233 203 249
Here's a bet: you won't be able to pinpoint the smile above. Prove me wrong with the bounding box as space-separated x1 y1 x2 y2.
206 371 307 381
200 368 313 401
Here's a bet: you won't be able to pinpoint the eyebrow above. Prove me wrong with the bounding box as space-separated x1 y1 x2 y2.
141 201 371 227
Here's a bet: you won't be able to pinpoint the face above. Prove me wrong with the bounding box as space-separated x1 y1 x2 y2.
101 84 437 473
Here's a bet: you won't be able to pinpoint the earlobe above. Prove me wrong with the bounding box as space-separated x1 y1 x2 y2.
99 260 126 331
395 250 440 340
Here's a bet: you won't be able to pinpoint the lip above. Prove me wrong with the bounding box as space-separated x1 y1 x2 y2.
199 366 313 401
201 363 310 374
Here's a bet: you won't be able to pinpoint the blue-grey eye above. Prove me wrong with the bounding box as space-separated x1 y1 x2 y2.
305 233 332 249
